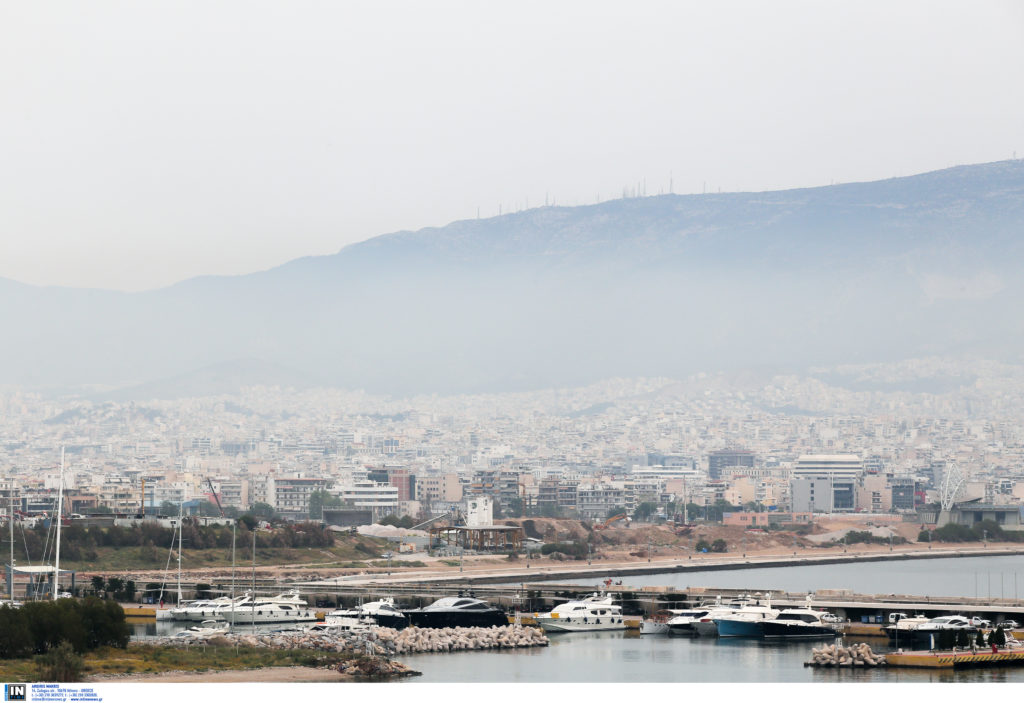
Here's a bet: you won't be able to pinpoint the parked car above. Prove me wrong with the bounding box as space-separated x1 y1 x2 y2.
821 613 842 624
968 616 992 628
997 620 1020 629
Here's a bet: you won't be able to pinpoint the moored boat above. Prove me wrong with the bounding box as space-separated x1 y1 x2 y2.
641 609 690 635
405 593 507 629
666 608 713 636
714 595 780 638
535 593 626 633
760 607 839 640
327 597 408 630
220 589 317 624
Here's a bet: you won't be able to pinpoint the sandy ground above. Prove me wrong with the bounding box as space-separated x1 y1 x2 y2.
103 517 1013 588
89 667 350 683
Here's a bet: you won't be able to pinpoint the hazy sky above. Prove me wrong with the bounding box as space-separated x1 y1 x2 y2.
3 0 1023 291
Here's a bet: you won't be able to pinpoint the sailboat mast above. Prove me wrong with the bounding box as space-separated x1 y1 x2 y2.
251 529 256 630
8 479 14 602
230 521 236 633
177 501 183 603
53 447 65 600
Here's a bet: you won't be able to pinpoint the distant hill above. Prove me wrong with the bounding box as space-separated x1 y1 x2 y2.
3 160 1023 395
92 359 321 402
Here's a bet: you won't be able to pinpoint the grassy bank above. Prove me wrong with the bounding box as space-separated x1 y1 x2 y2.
57 537 427 572
0 644 360 683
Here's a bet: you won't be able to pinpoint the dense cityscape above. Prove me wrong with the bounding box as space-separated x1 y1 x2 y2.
4 356 1024 529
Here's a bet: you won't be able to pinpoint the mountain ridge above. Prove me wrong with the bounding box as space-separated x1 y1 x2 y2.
2 159 1023 395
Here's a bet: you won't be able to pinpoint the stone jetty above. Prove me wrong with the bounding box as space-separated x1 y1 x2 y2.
805 642 887 667
144 624 548 657
377 625 549 654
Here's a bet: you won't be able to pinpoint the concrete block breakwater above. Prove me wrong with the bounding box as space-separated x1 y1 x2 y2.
143 624 549 656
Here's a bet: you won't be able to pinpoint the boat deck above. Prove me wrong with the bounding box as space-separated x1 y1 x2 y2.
887 647 1024 669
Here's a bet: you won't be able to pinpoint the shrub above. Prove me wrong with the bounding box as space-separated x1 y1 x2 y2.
35 641 83 682
710 539 727 553
694 540 711 553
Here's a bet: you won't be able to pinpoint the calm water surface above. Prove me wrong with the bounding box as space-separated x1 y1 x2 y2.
564 554 1024 598
395 630 1024 683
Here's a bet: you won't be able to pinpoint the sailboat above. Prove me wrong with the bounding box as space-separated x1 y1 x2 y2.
51 448 69 599
2 476 21 608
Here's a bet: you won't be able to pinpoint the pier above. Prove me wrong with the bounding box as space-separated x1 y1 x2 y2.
887 648 1024 669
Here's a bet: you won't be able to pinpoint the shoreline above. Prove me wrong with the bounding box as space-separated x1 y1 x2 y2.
323 546 1024 586
88 666 349 683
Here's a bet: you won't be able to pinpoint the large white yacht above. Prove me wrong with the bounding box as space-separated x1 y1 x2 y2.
220 589 318 624
170 595 248 622
326 597 408 630
535 593 627 633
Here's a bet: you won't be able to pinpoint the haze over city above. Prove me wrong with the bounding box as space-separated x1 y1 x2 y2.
2 0 1022 291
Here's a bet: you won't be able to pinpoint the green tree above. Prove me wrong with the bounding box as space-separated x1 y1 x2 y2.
197 500 222 517
956 629 971 648
0 605 32 658
250 502 275 520
976 629 986 647
308 490 342 520
694 540 711 552
632 502 658 522
504 497 524 518
90 576 105 596
990 627 1007 647
711 539 728 553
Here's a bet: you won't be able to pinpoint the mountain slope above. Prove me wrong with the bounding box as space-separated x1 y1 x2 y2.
3 160 1023 395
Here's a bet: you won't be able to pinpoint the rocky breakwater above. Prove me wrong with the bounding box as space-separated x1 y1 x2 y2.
375 625 550 655
805 643 887 668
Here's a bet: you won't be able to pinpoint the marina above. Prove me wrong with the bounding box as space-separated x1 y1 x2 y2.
111 552 1024 682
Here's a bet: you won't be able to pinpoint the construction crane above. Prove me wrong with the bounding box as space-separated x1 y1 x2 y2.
206 477 225 517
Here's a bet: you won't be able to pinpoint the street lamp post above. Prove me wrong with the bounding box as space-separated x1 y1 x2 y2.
984 530 988 548
889 534 893 552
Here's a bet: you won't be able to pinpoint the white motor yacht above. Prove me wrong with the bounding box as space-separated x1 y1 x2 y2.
174 620 229 639
327 597 408 630
665 608 714 636
535 593 627 633
641 609 691 635
760 607 839 639
170 595 247 622
220 589 317 624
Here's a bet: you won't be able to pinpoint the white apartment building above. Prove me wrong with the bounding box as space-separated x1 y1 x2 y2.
333 480 399 519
